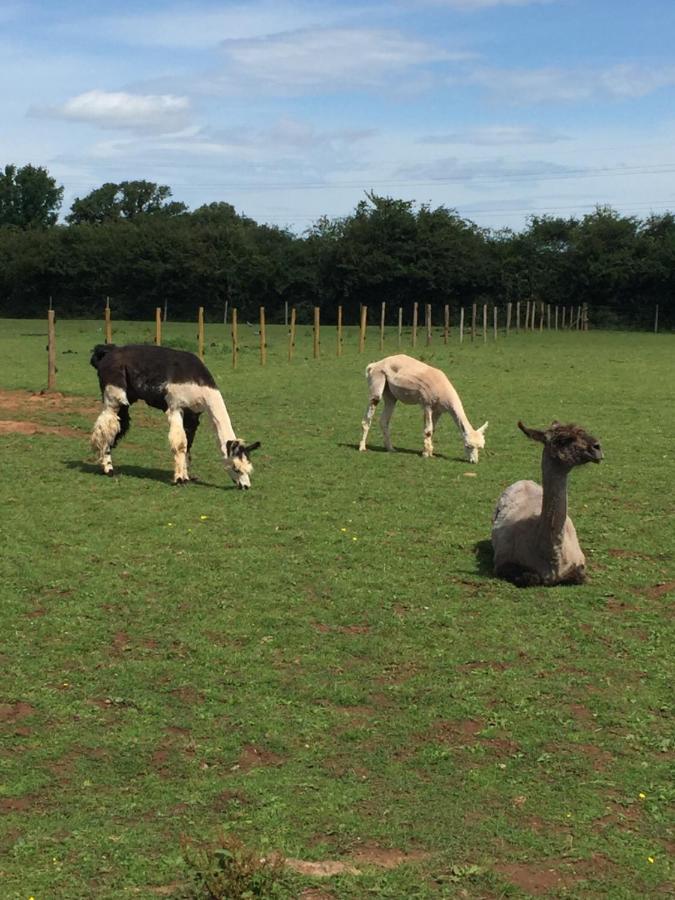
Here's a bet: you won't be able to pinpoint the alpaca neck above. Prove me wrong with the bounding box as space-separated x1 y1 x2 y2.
538 454 570 549
204 387 236 454
440 383 474 439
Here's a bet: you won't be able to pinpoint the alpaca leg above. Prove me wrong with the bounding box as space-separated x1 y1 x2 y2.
167 409 189 484
359 369 387 451
183 410 200 480
91 385 128 476
422 406 434 457
379 388 397 452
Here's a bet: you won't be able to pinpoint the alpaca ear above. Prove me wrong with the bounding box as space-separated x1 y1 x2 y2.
245 441 261 453
226 440 240 456
518 421 547 443
478 421 488 434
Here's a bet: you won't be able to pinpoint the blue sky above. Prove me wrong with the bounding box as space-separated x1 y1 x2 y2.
3 0 675 231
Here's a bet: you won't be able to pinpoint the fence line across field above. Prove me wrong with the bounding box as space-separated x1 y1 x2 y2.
41 298 657 390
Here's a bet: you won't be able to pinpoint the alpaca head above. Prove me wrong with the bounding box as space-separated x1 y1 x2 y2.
517 421 603 468
464 421 488 464
225 440 261 489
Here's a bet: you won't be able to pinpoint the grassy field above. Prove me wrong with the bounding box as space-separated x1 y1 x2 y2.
0 318 673 899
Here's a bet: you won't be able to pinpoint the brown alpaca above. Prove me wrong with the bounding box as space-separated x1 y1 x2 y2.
491 421 603 587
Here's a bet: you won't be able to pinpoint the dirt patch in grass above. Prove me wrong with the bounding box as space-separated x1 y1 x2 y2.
593 799 643 832
0 701 36 723
351 842 431 869
608 548 655 560
0 419 84 438
287 859 361 877
299 890 336 900
0 796 34 813
233 744 285 773
495 854 615 895
605 598 639 613
639 581 675 600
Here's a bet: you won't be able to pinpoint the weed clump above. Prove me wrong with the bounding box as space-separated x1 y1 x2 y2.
182 832 291 899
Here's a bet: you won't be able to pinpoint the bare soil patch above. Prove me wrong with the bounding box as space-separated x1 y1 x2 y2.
351 842 431 869
0 796 34 814
0 419 83 438
233 744 285 773
0 702 36 723
640 581 675 600
495 854 615 895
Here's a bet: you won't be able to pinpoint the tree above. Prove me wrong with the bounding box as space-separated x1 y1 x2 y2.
0 164 63 228
66 180 187 224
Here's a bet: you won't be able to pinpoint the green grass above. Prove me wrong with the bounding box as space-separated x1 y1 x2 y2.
0 319 673 899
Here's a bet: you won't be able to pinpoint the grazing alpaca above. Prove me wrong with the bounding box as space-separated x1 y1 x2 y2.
358 354 488 462
90 344 260 489
491 421 603 587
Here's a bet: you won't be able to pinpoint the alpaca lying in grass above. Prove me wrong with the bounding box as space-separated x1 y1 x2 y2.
358 354 488 462
90 344 260 489
492 420 603 587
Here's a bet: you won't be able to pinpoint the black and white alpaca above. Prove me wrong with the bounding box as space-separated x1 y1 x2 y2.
90 344 260 489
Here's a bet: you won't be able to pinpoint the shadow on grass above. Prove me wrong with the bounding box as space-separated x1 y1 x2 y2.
63 459 226 489
473 539 495 577
338 441 451 460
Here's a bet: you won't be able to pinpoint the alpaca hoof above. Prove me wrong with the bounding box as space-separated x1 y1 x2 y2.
174 477 188 485
358 445 367 452
104 469 114 477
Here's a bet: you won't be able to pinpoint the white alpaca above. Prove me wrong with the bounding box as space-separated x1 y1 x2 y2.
358 354 488 462
492 421 603 587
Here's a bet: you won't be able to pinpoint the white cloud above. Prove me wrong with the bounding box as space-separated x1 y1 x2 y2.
58 1 349 50
419 125 569 145
395 155 576 187
458 64 675 103
36 90 191 134
208 27 461 94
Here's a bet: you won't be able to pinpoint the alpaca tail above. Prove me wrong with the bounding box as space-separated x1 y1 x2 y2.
90 344 116 369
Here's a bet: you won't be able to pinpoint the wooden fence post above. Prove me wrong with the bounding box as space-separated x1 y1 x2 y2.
231 308 238 369
104 297 112 344
313 306 320 359
412 302 418 348
380 301 386 351
47 308 56 391
198 306 205 360
289 307 297 361
443 304 450 344
506 302 512 335
259 307 267 365
482 304 487 343
555 305 559 330
426 303 432 346
397 306 403 347
471 303 477 341
155 307 162 345
562 306 566 329
540 301 544 333
493 305 498 340
459 307 465 344
516 300 521 332
525 300 531 331
359 304 367 353
336 305 342 356
547 303 551 330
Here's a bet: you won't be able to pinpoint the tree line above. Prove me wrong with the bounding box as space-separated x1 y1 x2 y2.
1 163 673 328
